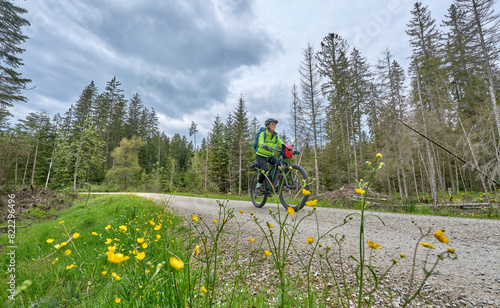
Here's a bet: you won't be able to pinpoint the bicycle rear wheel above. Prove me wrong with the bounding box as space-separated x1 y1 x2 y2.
279 164 309 211
250 171 267 208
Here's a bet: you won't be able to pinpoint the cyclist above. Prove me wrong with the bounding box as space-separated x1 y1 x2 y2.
255 118 285 194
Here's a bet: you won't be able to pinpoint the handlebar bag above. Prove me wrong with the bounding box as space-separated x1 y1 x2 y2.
284 145 293 158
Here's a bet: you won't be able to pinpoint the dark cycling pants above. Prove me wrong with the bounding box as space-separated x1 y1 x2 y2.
256 155 277 183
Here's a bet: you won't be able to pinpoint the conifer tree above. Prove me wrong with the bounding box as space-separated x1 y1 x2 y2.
189 121 198 151
299 42 323 194
72 81 98 137
209 115 228 192
233 94 250 195
317 33 352 184
0 0 31 113
125 93 144 138
455 0 500 147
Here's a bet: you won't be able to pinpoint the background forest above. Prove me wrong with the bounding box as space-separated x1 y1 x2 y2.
1 1 500 203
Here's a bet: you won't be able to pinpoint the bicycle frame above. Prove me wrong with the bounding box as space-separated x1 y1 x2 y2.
264 156 295 194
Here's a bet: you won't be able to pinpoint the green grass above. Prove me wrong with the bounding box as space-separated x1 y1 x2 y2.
0 194 194 307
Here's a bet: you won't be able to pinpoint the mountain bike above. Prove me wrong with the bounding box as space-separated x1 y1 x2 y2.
249 146 310 211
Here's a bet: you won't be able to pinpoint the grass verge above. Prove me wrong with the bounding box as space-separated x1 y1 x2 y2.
0 194 193 307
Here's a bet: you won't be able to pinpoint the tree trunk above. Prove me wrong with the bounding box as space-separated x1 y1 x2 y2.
471 0 500 150
21 146 31 190
350 107 358 180
73 130 85 196
397 136 408 201
205 139 209 191
15 154 18 188
0 134 13 186
238 140 242 196
31 121 43 186
410 151 420 201
416 74 438 203
458 115 490 201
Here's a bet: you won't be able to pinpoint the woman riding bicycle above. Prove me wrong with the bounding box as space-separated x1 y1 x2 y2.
255 118 285 195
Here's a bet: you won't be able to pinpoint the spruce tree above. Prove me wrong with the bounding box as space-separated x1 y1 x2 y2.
0 0 31 115
232 94 250 195
125 93 144 138
299 42 323 194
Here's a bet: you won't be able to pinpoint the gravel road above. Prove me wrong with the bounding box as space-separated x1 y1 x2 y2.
136 193 500 307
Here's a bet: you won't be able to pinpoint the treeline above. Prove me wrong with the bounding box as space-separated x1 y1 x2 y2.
2 1 500 202
291 0 500 202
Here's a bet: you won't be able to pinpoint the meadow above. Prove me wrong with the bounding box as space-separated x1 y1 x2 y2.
1 155 464 307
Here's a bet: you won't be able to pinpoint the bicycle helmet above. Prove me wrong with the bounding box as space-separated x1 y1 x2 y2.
265 118 278 126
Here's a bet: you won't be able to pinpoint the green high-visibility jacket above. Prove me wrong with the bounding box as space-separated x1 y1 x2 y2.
256 129 285 158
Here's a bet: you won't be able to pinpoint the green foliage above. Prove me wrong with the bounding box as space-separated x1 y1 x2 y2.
0 195 191 306
105 136 146 191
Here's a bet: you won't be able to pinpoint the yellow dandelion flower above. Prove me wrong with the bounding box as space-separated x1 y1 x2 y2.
288 166 293 170
250 238 255 243
355 188 366 195
302 189 311 195
142 243 148 249
201 286 208 293
287 207 295 215
105 238 113 245
111 272 116 277
66 264 74 269
306 237 314 244
434 229 449 243
65 249 71 255
169 257 184 270
105 225 111 230
154 224 161 231
376 153 383 159
268 223 274 228
264 250 272 257
448 248 455 253
60 242 67 247
106 251 130 264
54 244 61 249
59 220 65 224
194 246 200 255
136 251 146 260
145 270 150 274
119 225 127 232
137 238 145 244
213 219 217 223
92 232 98 236
115 275 122 281
115 298 121 303
51 257 58 265
239 210 244 214
46 238 54 243
102 271 108 275
418 242 435 249
228 192 231 195
156 234 161 240
367 240 381 249
192 215 199 222
305 199 317 207
72 232 80 238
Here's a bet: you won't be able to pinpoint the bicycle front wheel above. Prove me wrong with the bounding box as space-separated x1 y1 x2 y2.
279 164 310 211
250 171 267 208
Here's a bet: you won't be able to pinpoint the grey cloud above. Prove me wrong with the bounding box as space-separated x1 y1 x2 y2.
16 0 280 125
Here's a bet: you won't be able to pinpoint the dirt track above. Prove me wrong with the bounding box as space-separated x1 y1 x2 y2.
136 193 500 307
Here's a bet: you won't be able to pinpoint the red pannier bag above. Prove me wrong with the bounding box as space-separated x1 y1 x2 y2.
284 144 293 158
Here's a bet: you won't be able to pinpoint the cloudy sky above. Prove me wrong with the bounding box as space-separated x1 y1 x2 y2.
12 0 470 140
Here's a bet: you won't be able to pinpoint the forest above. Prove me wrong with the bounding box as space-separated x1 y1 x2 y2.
1 1 500 203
